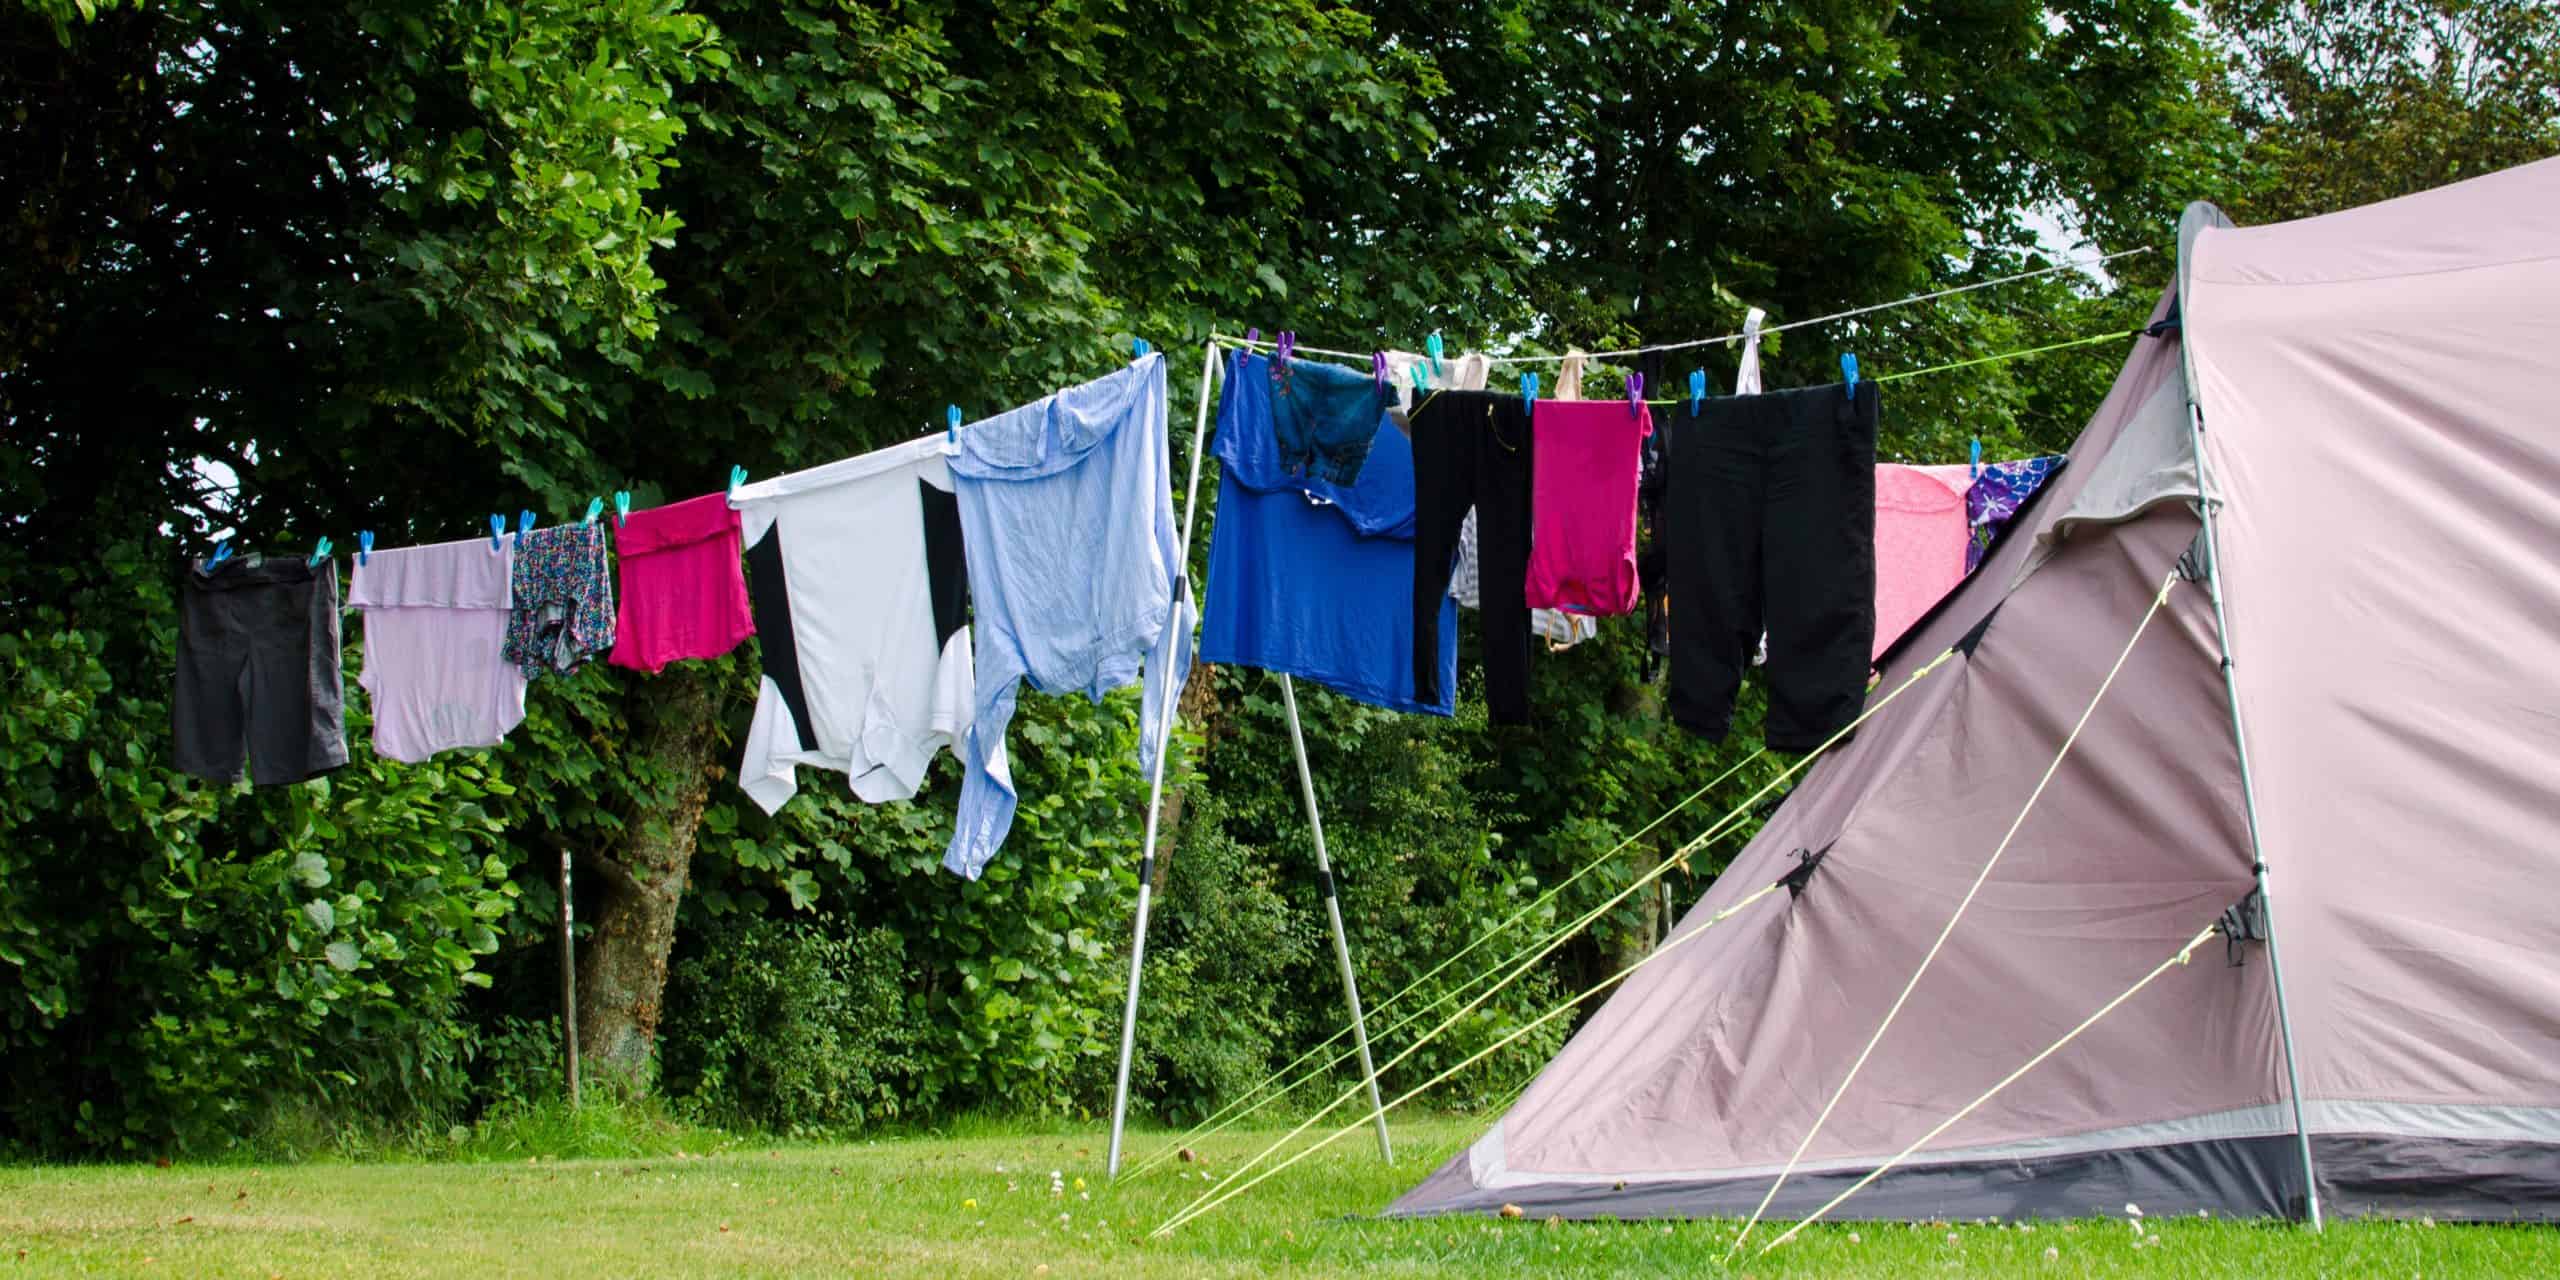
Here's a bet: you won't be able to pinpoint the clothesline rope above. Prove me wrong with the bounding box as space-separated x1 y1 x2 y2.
1730 568 2184 1256
1208 245 2152 368
1128 747 1770 1179
1757 921 2223 1255
1150 648 1961 1236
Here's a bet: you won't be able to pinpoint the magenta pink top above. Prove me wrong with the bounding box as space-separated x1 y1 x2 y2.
1870 464 1971 659
607 492 754 673
1524 400 1652 616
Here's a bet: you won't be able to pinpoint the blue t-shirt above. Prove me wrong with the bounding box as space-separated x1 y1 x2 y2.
1202 350 1457 715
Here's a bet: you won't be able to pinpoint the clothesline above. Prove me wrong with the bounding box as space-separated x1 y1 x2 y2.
1209 244 2153 368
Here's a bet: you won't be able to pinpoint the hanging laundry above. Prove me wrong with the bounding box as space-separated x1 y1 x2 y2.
945 353 1188 879
501 523 615 678
1531 610 1600 649
347 538 529 764
1967 454 2067 571
1268 353 1389 485
729 435 973 815
1411 352 1590 644
1203 348 1458 715
1667 381 1879 751
1553 348 1592 401
173 551 349 785
1871 464 1973 658
1411 389 1537 725
607 492 754 673
1524 399 1651 616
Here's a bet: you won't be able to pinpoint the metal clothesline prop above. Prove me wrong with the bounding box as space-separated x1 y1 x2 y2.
1106 342 1395 1178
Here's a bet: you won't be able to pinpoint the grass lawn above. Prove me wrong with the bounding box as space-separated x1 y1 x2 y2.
3 1113 2553 1277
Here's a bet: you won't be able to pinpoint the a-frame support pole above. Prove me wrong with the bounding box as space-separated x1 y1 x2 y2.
1107 340 1219 1178
2185 397 2323 1229
1279 673 1394 1165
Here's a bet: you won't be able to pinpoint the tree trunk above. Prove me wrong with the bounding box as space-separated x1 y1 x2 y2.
575 665 723 1087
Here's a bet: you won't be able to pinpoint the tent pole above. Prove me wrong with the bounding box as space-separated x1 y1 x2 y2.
1279 673 1394 1165
2185 399 2323 1230
1107 340 1222 1179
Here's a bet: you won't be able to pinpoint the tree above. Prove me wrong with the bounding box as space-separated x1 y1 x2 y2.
2203 0 2560 225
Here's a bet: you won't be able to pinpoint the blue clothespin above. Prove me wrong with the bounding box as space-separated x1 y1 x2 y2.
1521 371 1539 414
946 405 962 443
1626 371 1645 419
306 536 332 568
1409 363 1430 393
583 497 604 526
1841 353 1860 399
1688 369 1707 416
208 539 233 569
1132 338 1150 359
489 514 506 551
357 531 373 567
1426 330 1445 379
1970 438 1983 482
613 490 631 526
729 465 747 495
516 510 535 544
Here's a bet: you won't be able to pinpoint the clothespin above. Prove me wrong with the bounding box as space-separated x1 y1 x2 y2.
1970 438 1983 483
489 514 506 551
1625 372 1644 419
1133 338 1150 360
1372 351 1389 395
729 465 748 495
613 491 631 527
1521 371 1540 414
357 531 373 567
1275 331 1295 364
1426 330 1445 379
208 539 233 569
306 536 332 568
516 510 535 544
583 497 605 526
1409 363 1430 394
946 405 962 443
1688 369 1707 416
1841 353 1860 399
1245 327 1260 346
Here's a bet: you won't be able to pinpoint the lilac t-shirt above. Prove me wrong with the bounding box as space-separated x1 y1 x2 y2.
348 538 528 763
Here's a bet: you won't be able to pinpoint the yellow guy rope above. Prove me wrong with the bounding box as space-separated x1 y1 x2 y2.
1152 876 1797 1238
1129 749 1768 1177
1758 921 2224 1254
1149 648 1960 1236
1730 568 2184 1254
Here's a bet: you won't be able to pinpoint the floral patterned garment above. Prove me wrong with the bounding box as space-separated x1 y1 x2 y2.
502 523 617 678
1965 454 2066 573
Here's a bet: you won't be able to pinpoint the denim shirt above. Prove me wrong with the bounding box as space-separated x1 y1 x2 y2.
943 353 1190 878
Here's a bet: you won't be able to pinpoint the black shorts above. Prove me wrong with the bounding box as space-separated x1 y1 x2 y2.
172 553 350 785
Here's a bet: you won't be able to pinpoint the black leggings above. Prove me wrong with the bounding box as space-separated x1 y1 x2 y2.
1667 381 1878 750
173 554 349 785
1410 389 1535 724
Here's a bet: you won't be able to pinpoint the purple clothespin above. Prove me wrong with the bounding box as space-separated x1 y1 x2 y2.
1626 372 1645 418
1246 327 1260 346
1275 331 1296 364
1373 351 1390 395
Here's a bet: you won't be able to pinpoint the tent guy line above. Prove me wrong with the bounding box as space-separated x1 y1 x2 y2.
1154 648 1962 1235
1128 747 1773 1180
1732 568 2183 1254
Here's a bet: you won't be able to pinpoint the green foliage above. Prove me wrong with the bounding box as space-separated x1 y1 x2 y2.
660 920 918 1136
0 548 517 1155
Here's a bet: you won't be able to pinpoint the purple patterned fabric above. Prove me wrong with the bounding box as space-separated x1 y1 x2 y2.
1965 455 2065 572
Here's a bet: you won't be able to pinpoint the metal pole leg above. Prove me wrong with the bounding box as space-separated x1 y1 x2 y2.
1279 675 1393 1164
1107 340 1222 1178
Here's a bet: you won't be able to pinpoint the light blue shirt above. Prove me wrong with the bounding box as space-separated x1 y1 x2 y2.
944 353 1190 878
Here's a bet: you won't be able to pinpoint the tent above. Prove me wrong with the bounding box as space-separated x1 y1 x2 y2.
1390 158 2560 1224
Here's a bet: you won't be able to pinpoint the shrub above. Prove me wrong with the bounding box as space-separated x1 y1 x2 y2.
658 919 916 1135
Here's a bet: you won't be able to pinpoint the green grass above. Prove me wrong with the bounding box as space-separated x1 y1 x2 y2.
3 1114 2553 1277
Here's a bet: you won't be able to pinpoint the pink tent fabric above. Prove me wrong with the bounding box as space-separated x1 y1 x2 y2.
1391 157 2560 1224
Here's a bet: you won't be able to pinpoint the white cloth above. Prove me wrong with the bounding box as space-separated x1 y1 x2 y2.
1735 307 1767 395
730 434 974 814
